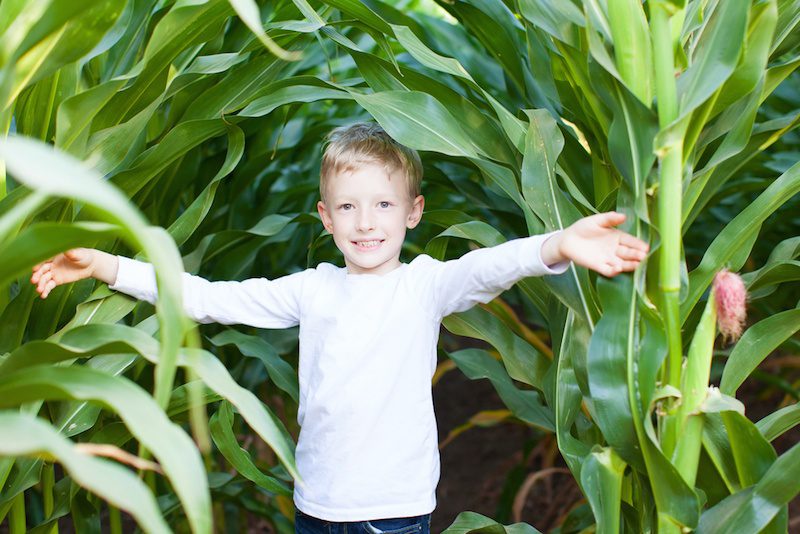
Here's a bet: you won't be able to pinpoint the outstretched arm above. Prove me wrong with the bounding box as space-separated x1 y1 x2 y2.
31 249 307 328
540 212 648 277
421 212 648 320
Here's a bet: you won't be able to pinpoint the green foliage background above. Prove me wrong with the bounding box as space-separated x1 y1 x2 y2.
0 0 799 532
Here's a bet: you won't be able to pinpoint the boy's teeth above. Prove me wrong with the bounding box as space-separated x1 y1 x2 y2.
356 240 380 247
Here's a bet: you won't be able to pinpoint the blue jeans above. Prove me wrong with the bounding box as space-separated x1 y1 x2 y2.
294 509 432 534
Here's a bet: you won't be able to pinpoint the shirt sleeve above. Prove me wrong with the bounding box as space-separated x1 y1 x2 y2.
421 231 570 320
108 255 307 328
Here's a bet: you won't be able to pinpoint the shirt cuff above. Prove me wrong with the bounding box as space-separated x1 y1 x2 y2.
108 255 158 302
532 230 570 275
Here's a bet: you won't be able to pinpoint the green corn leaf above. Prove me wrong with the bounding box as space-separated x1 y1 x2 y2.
110 119 230 197
443 307 549 391
226 0 302 60
720 308 800 395
55 354 138 439
469 159 531 221
771 0 800 55
442 510 542 534
55 78 126 155
553 311 593 477
757 403 800 442
164 52 251 100
238 77 349 118
522 109 596 327
0 322 300 483
702 413 741 493
580 446 626 534
13 64 77 142
606 0 652 105
349 90 482 159
436 0 531 101
710 0 777 115
388 23 527 152
517 0 583 47
167 123 245 247
682 160 800 321
425 221 504 257
0 365 211 534
690 79 764 174
59 291 137 332
0 222 118 289
318 0 392 34
348 49 516 165
180 48 307 121
93 0 233 130
181 213 299 272
676 2 748 118
587 276 640 468
0 136 187 410
0 0 26 38
682 112 800 231
0 190 48 245
209 329 299 403
447 348 553 431
87 96 163 175
0 412 170 534
0 358 135 516
743 261 800 298
603 81 658 206
209 401 291 495
0 0 123 110
180 346 300 482
697 431 800 533
722 411 776 487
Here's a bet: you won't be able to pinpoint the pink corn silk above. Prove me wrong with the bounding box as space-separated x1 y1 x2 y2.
713 269 747 343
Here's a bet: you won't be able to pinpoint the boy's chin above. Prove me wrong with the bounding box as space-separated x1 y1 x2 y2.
344 255 402 276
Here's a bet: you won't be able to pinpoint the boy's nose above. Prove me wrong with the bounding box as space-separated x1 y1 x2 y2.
356 211 376 231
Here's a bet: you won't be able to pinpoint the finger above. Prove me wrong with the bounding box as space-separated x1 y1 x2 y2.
36 274 49 297
31 262 51 284
600 261 622 278
42 279 57 299
32 257 52 271
37 271 49 294
619 233 649 252
599 211 626 228
620 260 640 272
38 271 55 295
616 245 647 261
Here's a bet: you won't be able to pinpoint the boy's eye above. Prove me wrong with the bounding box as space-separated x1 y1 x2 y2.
379 201 390 208
340 203 353 210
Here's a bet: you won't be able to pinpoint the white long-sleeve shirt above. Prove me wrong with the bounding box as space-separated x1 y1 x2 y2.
109 232 569 521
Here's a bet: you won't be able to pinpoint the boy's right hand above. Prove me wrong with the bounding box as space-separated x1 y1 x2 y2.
31 248 116 299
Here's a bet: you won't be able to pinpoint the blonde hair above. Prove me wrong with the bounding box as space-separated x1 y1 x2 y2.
320 122 423 202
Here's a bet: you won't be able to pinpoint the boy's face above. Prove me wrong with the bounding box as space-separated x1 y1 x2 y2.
317 161 424 276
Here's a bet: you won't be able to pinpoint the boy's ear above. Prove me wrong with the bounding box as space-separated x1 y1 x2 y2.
406 195 425 229
317 201 334 233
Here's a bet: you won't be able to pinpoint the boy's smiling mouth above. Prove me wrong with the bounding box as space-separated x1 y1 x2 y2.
353 239 384 250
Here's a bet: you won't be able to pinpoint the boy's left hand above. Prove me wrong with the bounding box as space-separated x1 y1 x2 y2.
541 212 649 277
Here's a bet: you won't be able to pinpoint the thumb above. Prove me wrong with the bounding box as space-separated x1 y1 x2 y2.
599 211 626 227
64 248 84 261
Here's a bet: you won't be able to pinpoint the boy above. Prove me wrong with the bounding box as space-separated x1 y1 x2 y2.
31 123 648 533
